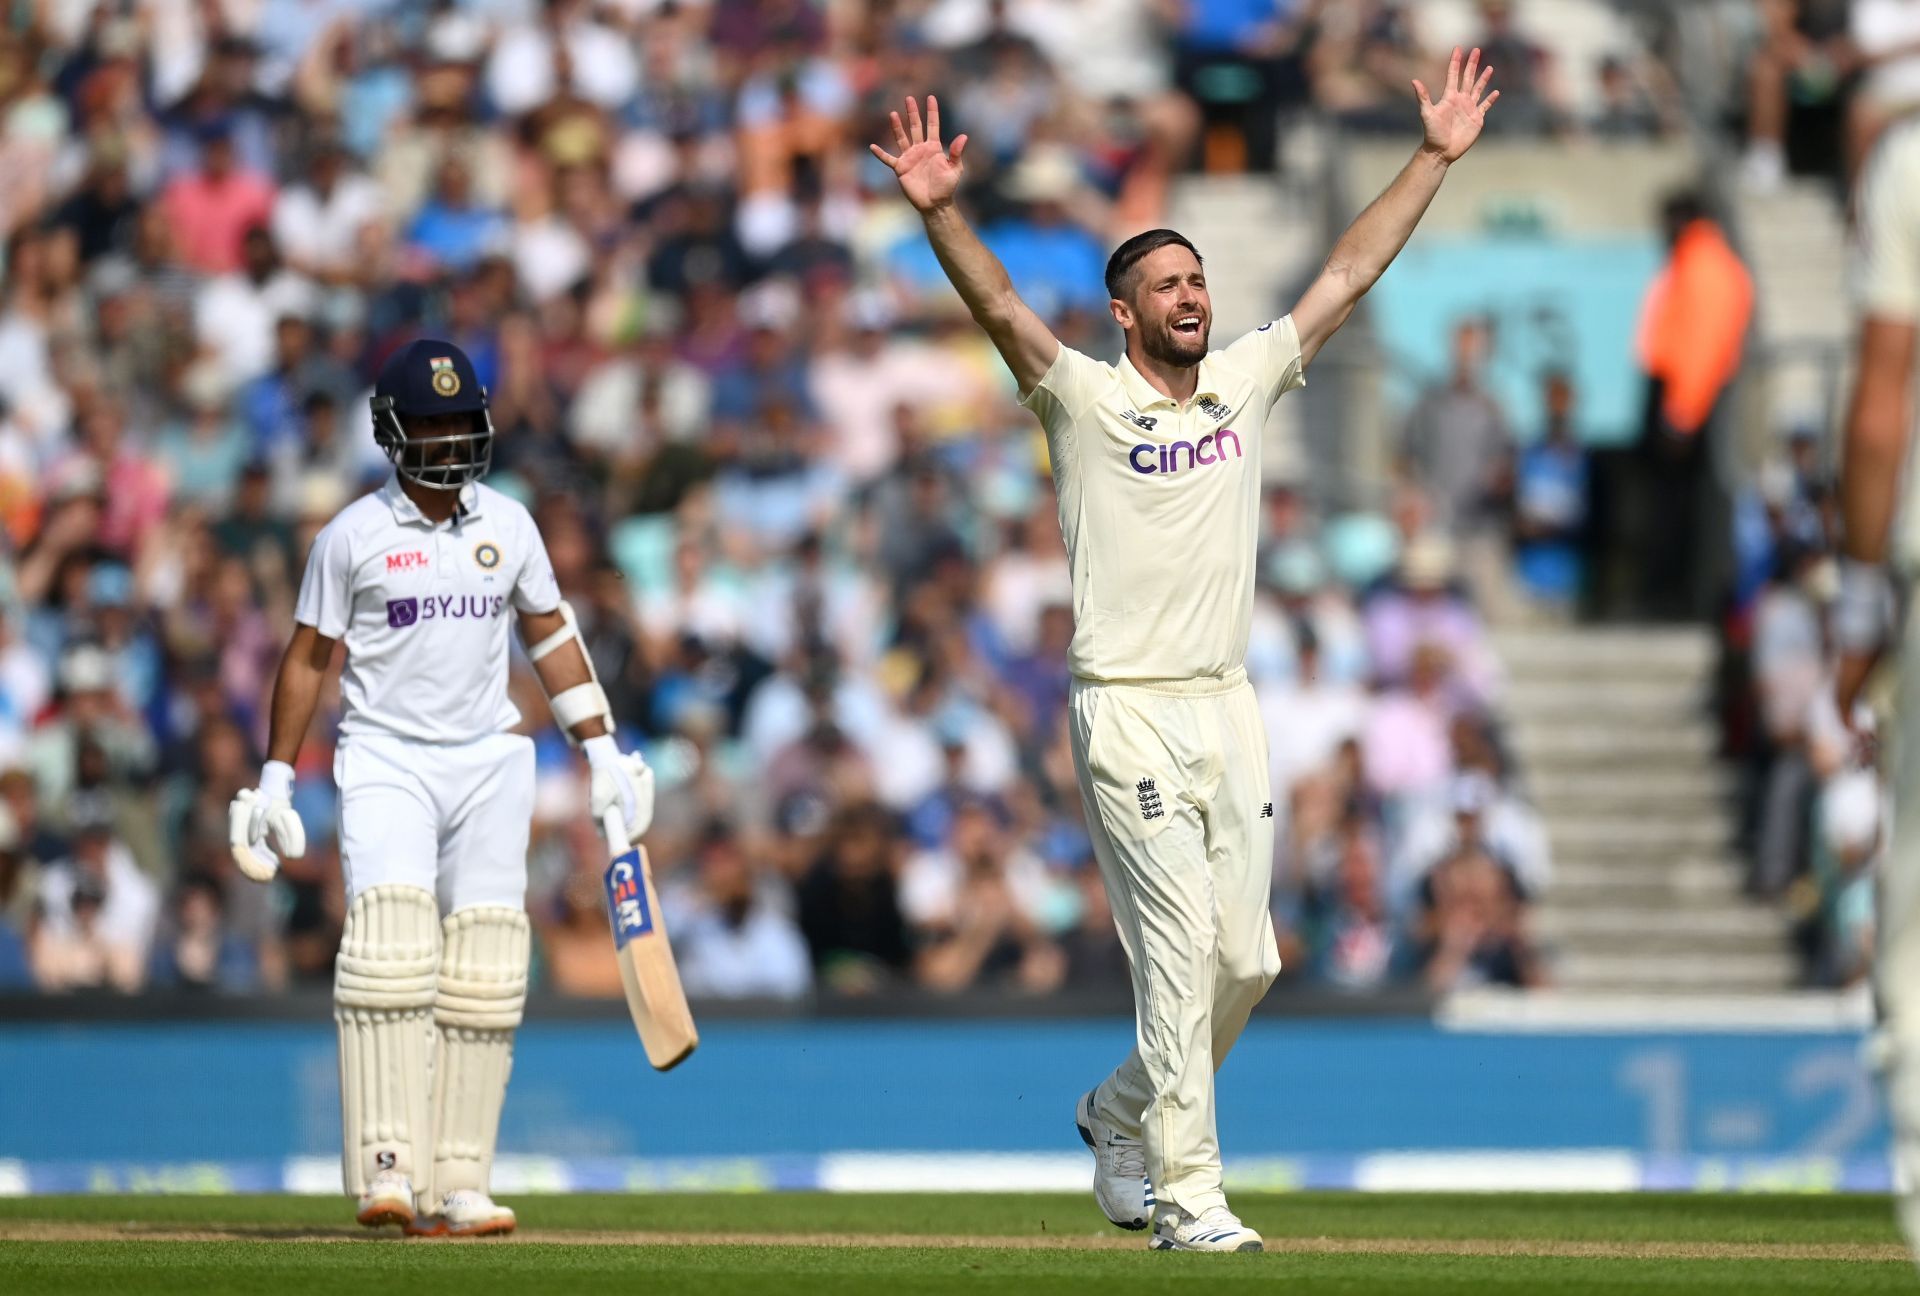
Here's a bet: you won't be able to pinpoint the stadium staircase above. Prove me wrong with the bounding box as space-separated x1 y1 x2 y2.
1728 176 1852 450
1497 625 1799 993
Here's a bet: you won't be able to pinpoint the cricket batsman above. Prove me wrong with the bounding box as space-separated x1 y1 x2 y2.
872 52 1497 1250
226 339 655 1236
1838 115 1920 1260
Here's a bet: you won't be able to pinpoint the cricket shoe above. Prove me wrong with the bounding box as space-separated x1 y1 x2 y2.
405 1190 517 1238
1150 1204 1263 1252
354 1170 415 1230
1075 1089 1151 1230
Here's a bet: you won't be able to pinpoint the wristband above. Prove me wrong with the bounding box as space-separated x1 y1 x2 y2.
581 734 620 767
260 760 295 802
1833 559 1895 654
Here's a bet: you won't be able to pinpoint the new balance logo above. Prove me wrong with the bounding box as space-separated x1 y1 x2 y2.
1260 802 1273 819
1122 408 1158 432
1136 778 1164 821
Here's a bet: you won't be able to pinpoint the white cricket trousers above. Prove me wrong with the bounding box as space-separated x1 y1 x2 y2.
334 731 535 911
1068 667 1281 1216
1881 602 1920 1253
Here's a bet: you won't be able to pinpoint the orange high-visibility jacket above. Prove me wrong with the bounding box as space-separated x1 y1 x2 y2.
1635 219 1756 436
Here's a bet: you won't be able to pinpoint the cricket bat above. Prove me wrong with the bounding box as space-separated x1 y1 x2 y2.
601 809 698 1070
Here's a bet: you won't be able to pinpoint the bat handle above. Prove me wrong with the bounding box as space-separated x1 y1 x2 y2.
601 807 629 858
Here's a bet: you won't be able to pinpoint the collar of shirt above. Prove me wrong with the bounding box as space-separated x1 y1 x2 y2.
379 472 482 527
1116 351 1221 412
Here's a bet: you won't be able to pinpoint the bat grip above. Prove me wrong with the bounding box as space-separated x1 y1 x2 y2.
602 807 629 858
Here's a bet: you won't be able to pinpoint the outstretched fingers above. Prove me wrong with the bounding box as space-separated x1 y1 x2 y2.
949 133 968 162
869 142 900 169
890 109 910 153
1446 46 1462 95
1479 88 1501 115
1411 77 1430 107
1462 47 1480 95
1473 63 1494 101
906 95 924 146
927 94 941 144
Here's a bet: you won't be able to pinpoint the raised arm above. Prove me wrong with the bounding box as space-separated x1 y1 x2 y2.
871 95 1060 393
1291 48 1499 366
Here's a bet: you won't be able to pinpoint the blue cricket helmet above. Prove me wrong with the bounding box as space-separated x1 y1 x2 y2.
370 338 493 490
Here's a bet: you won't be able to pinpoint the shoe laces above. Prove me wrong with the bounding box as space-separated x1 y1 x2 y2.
1108 1133 1146 1180
1191 1205 1242 1232
443 1189 489 1211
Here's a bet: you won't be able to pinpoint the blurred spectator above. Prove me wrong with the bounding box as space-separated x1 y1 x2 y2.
1401 318 1510 544
159 125 276 275
1304 814 1399 991
1813 769 1880 987
667 825 812 1001
1414 837 1543 991
1468 0 1567 135
1362 640 1458 800
31 809 158 993
904 796 1067 993
1748 544 1834 897
797 802 913 993
149 874 258 993
1362 533 1498 705
1510 371 1590 607
1742 0 1855 191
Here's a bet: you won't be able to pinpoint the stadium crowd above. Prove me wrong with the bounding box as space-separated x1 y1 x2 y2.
0 0 1680 1004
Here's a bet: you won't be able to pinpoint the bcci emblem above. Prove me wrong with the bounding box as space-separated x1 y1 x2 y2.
429 355 461 398
473 541 502 571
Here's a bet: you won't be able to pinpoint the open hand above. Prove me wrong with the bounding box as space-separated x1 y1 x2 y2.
1413 47 1499 163
869 94 968 214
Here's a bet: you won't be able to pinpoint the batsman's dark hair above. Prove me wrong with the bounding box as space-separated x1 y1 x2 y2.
1103 228 1202 302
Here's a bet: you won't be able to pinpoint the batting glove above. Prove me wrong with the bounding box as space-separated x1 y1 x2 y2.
584 734 655 843
228 760 307 882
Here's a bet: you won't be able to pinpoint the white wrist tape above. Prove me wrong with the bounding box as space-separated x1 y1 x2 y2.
526 599 613 743
549 681 612 731
1834 559 1896 654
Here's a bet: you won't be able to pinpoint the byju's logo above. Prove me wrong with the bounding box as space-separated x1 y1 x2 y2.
1129 429 1243 475
603 854 654 948
386 597 419 628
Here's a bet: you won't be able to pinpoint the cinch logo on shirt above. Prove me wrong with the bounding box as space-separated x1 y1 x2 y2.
386 550 430 572
386 595 509 628
1127 428 1243 475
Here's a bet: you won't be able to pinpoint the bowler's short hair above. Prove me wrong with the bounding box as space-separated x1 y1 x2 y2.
1104 229 1203 302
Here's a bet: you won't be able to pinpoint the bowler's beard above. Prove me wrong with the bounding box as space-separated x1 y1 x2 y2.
1141 318 1209 368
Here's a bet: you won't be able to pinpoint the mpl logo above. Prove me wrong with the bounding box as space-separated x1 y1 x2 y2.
1128 428 1244 475
603 853 654 949
386 550 430 573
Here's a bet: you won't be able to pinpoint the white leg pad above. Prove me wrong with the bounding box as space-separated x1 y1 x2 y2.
334 884 441 1197
429 905 530 1198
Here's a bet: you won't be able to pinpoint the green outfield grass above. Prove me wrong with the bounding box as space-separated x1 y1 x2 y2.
0 1192 1915 1295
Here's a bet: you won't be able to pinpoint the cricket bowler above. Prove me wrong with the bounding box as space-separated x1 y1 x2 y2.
872 52 1497 1250
227 339 655 1236
1837 115 1920 1262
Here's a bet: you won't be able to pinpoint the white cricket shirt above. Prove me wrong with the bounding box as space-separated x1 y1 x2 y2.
1019 316 1306 682
1855 118 1920 573
294 474 561 744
